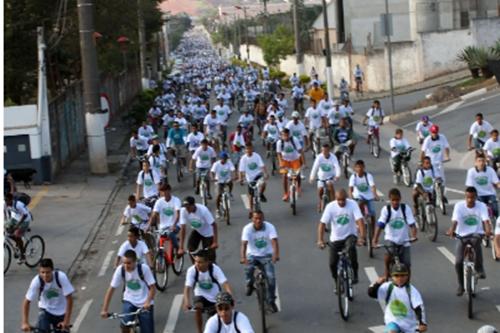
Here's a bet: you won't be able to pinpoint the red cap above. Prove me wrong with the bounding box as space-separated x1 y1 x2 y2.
430 124 439 134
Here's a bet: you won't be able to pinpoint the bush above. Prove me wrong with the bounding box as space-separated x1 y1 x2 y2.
269 68 286 80
257 25 294 67
299 74 311 84
231 57 248 68
123 89 156 127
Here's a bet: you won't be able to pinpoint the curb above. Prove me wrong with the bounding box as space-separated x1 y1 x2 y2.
67 154 131 280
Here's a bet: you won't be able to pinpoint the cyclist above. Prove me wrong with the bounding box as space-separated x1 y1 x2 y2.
291 84 305 112
415 115 433 146
120 194 151 231
262 115 280 158
483 129 500 171
368 263 428 333
310 143 341 211
340 98 354 128
129 130 148 160
214 99 231 141
149 183 182 250
167 121 188 174
349 159 380 230
174 110 189 131
465 154 500 218
204 109 222 152
332 118 356 157
101 250 155 333
138 120 155 140
363 100 384 144
22 258 74 333
353 64 364 94
136 160 161 207
204 292 255 333
289 73 299 87
187 124 205 156
317 189 365 285
4 192 33 263
286 111 308 168
339 77 349 101
412 157 441 216
148 144 167 180
241 210 280 313
468 113 493 150
178 196 218 262
276 92 288 113
318 93 334 117
183 250 233 333
277 128 304 201
326 101 347 144
238 108 255 138
115 227 153 268
446 187 491 295
162 109 176 138
191 139 217 200
305 99 327 151
254 98 268 135
211 152 236 219
390 128 412 184
228 124 249 167
372 188 418 280
420 124 450 185
239 143 268 215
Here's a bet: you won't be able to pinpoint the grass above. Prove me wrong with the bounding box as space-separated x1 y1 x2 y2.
453 77 486 89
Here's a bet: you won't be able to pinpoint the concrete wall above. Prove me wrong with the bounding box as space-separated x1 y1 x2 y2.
471 16 500 48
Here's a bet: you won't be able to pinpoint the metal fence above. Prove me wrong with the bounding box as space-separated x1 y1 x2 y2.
48 69 140 175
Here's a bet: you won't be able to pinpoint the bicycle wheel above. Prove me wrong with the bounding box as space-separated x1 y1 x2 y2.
176 162 182 183
291 186 297 216
343 155 349 179
437 186 446 215
201 184 207 207
223 195 231 225
367 220 374 258
172 249 184 276
402 165 412 187
322 194 329 214
466 267 473 319
154 252 168 291
24 235 45 268
373 136 380 158
418 201 426 232
337 270 350 321
256 283 268 333
425 206 438 242
4 243 12 274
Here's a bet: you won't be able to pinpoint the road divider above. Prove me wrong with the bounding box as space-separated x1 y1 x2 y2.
163 294 183 333
98 250 115 277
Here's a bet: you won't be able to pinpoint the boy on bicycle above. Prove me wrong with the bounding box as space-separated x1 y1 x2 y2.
310 144 341 211
22 258 74 332
349 160 380 232
190 139 217 200
211 152 236 219
101 250 155 333
277 128 303 202
203 292 255 333
389 128 411 184
412 157 441 216
4 192 33 263
363 100 384 144
149 183 182 249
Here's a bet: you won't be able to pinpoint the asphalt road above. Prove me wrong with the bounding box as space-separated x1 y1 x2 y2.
7 89 500 333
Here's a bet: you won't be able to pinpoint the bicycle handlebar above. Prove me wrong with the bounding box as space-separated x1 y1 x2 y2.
373 238 418 249
107 308 148 319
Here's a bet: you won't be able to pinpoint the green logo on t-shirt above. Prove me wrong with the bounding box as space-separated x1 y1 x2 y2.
320 164 332 172
268 128 276 134
493 148 500 157
478 130 486 138
390 218 405 230
284 146 294 153
201 154 209 161
464 215 479 226
373 116 381 122
163 208 174 216
220 170 229 177
292 130 300 137
312 113 319 119
423 176 433 187
397 145 406 152
248 162 258 170
132 214 142 223
199 279 213 290
255 238 267 249
190 219 202 228
334 113 340 119
127 279 141 291
422 129 429 137
475 176 488 186
431 145 441 153
336 215 350 225
45 288 60 299
144 179 153 186
390 299 409 318
357 183 369 192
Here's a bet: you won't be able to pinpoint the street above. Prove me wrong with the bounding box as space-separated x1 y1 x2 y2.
6 89 500 333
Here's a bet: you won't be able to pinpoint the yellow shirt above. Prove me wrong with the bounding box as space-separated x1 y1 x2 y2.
308 87 325 103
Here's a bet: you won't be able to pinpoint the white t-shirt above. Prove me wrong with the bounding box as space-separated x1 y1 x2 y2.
263 123 280 141
415 168 439 193
327 108 348 125
483 138 500 158
276 137 302 162
469 120 493 141
241 222 278 257
377 282 425 333
204 115 221 133
421 135 450 165
377 204 416 246
185 264 227 303
192 146 217 169
239 114 254 128
123 203 151 229
214 105 230 124
204 312 255 333
320 199 363 242
452 201 489 237
390 138 411 158
415 122 433 140
366 108 385 127
110 264 156 307
310 153 341 181
211 160 235 184
153 196 181 229
148 154 166 176
319 99 334 113
349 172 376 200
285 121 307 144
136 170 160 198
465 166 499 196
130 136 148 151
305 107 325 129
117 240 150 265
138 125 155 138
25 271 75 316
180 204 215 237
187 132 205 152
239 153 265 182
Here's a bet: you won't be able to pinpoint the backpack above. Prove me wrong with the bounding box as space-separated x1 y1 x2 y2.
38 270 62 299
280 137 298 152
121 264 147 292
217 311 240 333
384 203 407 224
385 283 415 311
14 192 31 206
418 166 434 179
354 173 370 189
141 170 155 183
194 264 221 291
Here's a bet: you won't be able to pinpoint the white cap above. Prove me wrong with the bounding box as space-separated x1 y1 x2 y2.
478 326 498 333
291 111 300 118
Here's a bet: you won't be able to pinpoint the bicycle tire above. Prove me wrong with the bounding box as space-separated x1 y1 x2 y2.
374 136 380 158
24 235 45 268
257 282 267 333
343 155 349 179
172 250 184 276
4 243 11 274
402 165 412 187
291 186 297 216
418 201 426 232
437 187 446 215
367 220 374 258
224 195 231 225
154 252 168 291
426 206 438 242
322 194 329 214
337 270 350 321
201 183 207 207
466 266 473 319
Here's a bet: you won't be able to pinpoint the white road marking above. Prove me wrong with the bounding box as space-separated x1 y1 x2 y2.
115 224 125 237
368 325 385 333
447 199 462 205
364 267 385 311
163 294 184 333
480 286 490 291
445 187 464 195
496 305 500 312
276 283 282 312
72 299 93 332
241 194 250 210
98 250 115 277
437 246 455 264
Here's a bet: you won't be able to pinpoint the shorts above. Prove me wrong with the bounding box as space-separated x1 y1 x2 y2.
13 220 30 238
355 198 376 217
192 296 216 316
317 179 335 189
247 174 264 196
187 230 216 262
279 159 302 174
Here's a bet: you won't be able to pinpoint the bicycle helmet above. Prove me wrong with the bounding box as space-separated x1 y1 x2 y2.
291 111 300 118
421 115 429 122
430 124 439 134
478 326 498 333
391 263 409 276
219 151 229 159
215 291 234 306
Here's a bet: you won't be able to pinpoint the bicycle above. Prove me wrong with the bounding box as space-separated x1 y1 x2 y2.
357 198 376 258
367 126 380 158
4 228 45 274
265 139 278 176
169 145 187 183
198 169 210 206
434 177 446 215
318 178 334 213
252 261 271 333
246 178 263 213
417 192 438 242
375 239 417 276
219 183 231 225
106 308 149 333
152 229 184 292
287 168 301 215
326 242 354 321
399 148 415 187
337 144 351 179
454 234 482 319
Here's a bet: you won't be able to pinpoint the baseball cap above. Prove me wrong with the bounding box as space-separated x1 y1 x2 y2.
291 111 300 118
391 263 409 276
182 196 195 206
215 292 234 306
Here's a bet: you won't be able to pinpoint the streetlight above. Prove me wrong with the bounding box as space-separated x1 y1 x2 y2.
117 35 130 72
161 13 170 67
235 5 250 61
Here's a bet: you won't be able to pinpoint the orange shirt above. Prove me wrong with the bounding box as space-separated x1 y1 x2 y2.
308 87 325 103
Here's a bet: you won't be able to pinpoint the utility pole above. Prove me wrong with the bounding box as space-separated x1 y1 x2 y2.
322 0 334 98
292 0 305 76
77 0 108 174
384 0 396 114
137 0 149 89
235 6 250 61
162 13 170 69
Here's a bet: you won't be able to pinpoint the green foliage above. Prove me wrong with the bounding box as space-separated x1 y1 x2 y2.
231 57 248 68
457 46 497 69
124 89 157 126
299 74 311 84
168 15 192 51
257 25 294 67
489 40 500 60
269 68 287 80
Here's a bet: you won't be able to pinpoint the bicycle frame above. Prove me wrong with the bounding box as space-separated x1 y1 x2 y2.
248 179 263 211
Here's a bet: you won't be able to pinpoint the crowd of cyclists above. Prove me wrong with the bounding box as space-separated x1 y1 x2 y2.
7 25 500 333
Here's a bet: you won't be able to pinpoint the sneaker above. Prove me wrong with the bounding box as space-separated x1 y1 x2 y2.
269 302 279 313
260 194 267 202
456 286 465 296
246 283 254 296
282 193 289 202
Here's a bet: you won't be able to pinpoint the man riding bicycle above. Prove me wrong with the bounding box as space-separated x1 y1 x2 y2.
4 192 33 264
148 183 182 250
483 129 500 172
190 139 217 200
363 100 384 144
465 154 500 218
211 152 236 219
412 157 441 216
468 113 493 151
304 99 327 150
389 128 412 184
349 160 380 231
309 143 341 212
332 118 356 157
238 143 268 216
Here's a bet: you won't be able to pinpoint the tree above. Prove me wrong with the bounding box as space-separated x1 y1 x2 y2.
257 25 294 68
